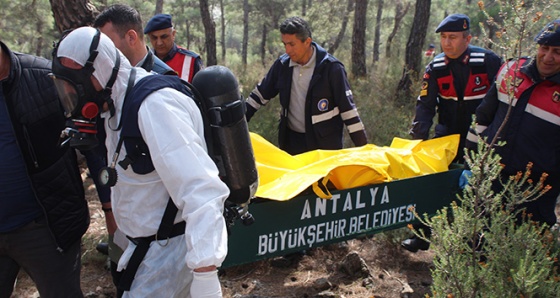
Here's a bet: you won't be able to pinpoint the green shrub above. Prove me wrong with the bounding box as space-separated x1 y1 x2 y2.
421 139 560 297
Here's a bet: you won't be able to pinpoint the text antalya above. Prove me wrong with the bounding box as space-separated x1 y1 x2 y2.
257 186 416 255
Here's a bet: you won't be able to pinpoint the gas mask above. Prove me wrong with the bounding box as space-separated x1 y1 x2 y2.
50 29 120 151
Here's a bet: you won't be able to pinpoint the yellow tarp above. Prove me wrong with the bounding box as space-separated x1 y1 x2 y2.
250 133 459 201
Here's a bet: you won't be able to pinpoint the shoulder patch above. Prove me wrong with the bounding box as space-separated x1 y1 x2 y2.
432 55 448 70
420 82 429 97
318 99 329 111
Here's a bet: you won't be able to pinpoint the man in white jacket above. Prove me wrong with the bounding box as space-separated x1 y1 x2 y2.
51 26 229 297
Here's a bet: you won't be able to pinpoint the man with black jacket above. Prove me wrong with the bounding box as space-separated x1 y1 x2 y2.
403 14 503 253
245 16 367 155
0 41 89 297
94 4 175 76
465 19 560 228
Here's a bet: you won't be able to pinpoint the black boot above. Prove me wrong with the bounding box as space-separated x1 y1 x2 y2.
401 236 430 252
96 242 109 255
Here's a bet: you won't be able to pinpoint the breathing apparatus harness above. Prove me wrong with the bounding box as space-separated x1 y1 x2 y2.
100 70 256 292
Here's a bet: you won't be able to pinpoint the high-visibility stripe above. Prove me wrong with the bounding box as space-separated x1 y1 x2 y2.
497 91 518 106
439 95 458 100
180 56 194 81
466 125 487 143
347 122 365 133
340 109 359 120
469 58 484 63
438 94 485 101
526 103 560 126
475 124 487 133
497 60 516 82
312 107 340 124
246 97 261 110
249 88 269 106
466 131 479 143
463 94 486 101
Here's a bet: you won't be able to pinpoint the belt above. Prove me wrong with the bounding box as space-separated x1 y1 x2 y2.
127 221 186 245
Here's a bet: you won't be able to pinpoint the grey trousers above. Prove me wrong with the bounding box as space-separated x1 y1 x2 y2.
0 219 83 298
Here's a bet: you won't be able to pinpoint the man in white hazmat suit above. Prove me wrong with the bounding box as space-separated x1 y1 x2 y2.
51 26 229 297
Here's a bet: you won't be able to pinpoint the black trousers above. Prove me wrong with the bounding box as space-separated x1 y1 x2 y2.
283 128 308 155
0 219 83 298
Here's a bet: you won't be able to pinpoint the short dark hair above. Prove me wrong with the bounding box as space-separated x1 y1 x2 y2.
93 4 144 38
279 17 312 42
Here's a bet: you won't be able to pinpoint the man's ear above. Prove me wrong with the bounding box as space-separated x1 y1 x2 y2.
126 29 138 45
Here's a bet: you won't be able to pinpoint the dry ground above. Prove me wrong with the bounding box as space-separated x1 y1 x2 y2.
10 168 560 298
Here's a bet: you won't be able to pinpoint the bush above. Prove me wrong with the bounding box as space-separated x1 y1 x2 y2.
422 140 560 297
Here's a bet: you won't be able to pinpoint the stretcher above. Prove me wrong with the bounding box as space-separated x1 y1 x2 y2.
222 134 463 268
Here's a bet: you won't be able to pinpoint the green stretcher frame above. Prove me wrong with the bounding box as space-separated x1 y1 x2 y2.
222 165 463 268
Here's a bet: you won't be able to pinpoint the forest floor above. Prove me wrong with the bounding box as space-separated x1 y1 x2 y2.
10 166 560 298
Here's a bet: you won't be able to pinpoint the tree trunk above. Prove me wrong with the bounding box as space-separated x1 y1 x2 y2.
372 0 383 63
49 0 98 32
385 0 410 58
220 0 226 61
155 0 164 14
242 0 249 67
301 0 313 16
185 20 191 49
260 23 268 66
328 0 354 55
32 0 44 56
351 0 368 77
199 0 217 66
396 0 431 102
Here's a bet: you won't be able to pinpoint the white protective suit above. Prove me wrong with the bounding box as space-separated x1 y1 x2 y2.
57 27 229 297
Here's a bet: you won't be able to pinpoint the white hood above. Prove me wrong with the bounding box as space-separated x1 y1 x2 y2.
56 26 133 102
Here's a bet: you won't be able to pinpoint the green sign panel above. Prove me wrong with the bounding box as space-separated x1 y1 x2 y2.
222 167 462 268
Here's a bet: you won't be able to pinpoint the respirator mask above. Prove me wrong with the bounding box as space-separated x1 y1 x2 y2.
50 28 120 151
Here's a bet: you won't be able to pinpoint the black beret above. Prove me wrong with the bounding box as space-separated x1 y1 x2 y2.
144 14 173 34
534 19 560 46
435 14 470 33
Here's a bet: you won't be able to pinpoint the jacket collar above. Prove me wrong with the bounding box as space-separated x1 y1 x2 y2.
280 42 329 67
444 45 471 65
521 57 560 84
161 43 178 62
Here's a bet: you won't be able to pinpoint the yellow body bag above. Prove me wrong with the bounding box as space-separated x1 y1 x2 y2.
250 133 459 201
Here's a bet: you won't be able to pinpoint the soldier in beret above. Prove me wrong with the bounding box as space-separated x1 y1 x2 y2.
403 13 503 253
144 13 203 82
465 18 560 229
424 43 436 58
